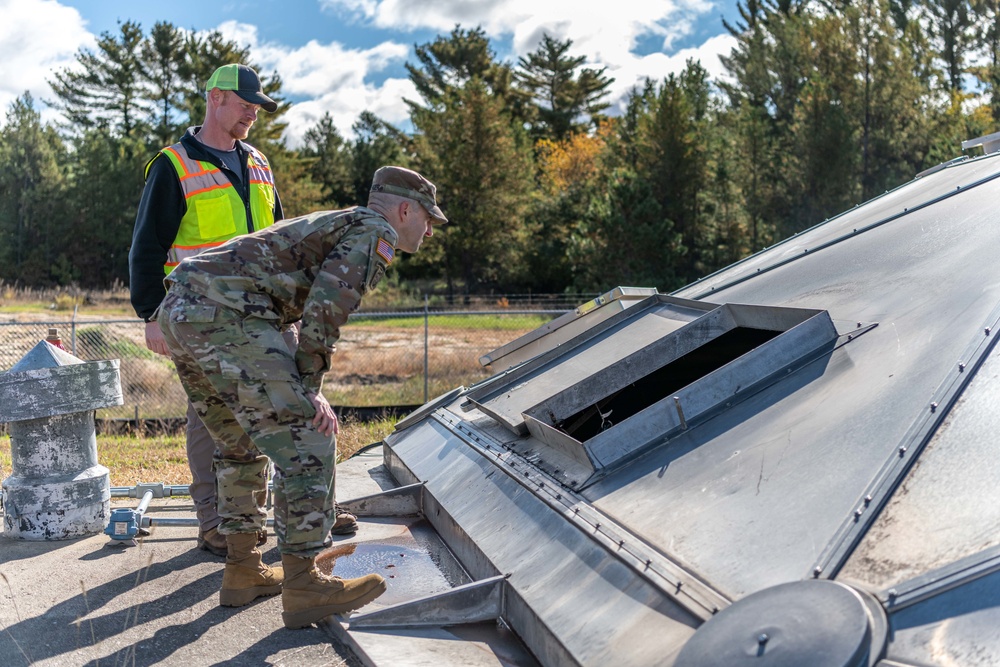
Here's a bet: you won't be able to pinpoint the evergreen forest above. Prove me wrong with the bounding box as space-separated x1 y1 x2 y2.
1 0 998 298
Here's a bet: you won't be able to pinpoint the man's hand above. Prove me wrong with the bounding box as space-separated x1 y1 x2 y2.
144 320 171 356
308 391 339 436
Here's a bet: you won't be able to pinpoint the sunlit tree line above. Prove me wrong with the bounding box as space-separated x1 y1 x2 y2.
1 2 998 296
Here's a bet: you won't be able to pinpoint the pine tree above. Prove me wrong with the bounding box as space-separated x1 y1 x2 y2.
143 21 186 147
514 34 614 142
0 94 69 284
48 20 150 139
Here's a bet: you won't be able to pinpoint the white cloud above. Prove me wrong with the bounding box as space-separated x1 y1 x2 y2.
322 0 715 62
318 0 737 122
283 75 418 147
0 0 94 125
213 19 413 147
604 33 738 113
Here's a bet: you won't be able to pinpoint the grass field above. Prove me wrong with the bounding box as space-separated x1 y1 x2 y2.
0 417 396 488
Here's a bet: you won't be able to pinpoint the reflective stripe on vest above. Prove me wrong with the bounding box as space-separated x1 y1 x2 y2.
157 142 276 274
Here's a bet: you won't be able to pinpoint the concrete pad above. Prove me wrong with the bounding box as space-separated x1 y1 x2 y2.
0 447 394 667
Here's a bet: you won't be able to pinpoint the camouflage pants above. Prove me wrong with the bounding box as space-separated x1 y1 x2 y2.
158 283 336 556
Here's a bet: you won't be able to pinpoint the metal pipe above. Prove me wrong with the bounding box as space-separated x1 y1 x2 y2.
135 490 153 516
142 516 275 528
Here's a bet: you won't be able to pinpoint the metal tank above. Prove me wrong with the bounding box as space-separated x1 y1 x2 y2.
328 147 1000 666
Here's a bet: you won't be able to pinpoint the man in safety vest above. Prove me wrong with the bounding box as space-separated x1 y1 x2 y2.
129 64 360 557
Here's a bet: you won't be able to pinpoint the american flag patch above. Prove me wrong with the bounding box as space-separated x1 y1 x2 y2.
376 237 394 264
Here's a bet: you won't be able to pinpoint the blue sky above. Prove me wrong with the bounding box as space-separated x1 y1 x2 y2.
1 0 740 146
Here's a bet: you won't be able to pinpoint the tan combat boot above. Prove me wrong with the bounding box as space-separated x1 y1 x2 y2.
280 553 387 629
219 531 284 607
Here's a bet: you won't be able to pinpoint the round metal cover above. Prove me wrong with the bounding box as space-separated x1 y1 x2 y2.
675 580 884 667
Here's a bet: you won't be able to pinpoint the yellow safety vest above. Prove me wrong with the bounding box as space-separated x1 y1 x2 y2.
153 142 276 274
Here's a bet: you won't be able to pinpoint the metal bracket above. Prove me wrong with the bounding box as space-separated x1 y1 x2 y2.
340 483 424 517
345 574 508 629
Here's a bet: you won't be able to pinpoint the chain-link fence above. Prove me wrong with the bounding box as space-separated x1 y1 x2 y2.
0 305 567 425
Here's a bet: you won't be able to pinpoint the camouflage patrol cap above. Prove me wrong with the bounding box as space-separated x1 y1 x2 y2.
370 166 448 224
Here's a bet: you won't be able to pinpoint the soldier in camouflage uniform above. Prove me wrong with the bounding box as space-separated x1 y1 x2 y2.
158 166 446 627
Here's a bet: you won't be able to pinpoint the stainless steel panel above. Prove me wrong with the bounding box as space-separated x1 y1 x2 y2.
385 416 701 666
883 568 1000 667
839 334 1000 592
479 286 659 370
334 622 540 667
347 575 505 628
588 181 1000 600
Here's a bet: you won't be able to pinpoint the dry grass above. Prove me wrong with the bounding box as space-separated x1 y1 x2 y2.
0 417 396 487
0 280 133 317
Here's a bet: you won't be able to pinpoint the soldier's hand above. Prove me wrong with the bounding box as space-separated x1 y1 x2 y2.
308 391 339 436
144 321 171 357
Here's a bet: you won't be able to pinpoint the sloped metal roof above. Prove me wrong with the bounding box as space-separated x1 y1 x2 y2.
341 151 1000 666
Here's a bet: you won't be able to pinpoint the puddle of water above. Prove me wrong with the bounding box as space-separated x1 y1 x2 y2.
316 519 470 607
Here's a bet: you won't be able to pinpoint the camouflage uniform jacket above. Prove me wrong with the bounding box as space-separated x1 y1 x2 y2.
165 207 398 393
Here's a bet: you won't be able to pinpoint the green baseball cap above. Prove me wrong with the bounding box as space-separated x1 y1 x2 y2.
205 64 277 113
370 166 448 224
